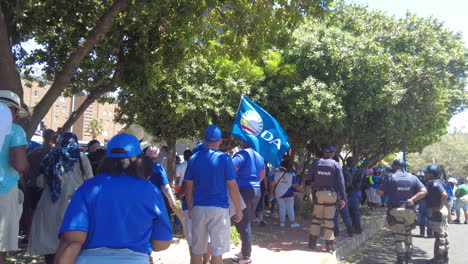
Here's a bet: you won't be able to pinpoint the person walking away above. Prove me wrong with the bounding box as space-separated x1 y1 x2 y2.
55 133 173 264
269 158 302 228
445 178 456 223
146 146 177 212
453 178 468 224
231 140 266 264
27 133 93 264
24 129 56 241
333 155 354 237
184 125 243 264
0 91 29 264
307 144 346 252
343 157 363 234
424 165 449 264
377 159 427 264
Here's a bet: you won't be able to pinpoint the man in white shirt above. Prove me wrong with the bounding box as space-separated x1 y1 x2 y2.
176 150 193 185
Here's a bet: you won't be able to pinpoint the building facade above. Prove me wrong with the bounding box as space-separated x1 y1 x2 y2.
23 80 123 143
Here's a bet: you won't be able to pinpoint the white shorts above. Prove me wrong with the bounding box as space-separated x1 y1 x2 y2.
191 206 230 256
455 198 468 210
366 188 381 204
0 185 24 251
182 210 192 246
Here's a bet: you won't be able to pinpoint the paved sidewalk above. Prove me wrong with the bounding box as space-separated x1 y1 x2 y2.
153 208 386 264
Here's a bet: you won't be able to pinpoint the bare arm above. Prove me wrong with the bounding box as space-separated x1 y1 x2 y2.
292 183 302 192
227 179 243 223
184 180 194 218
407 188 428 206
439 191 449 211
151 239 171 252
161 184 176 210
377 189 384 196
10 145 29 176
259 169 266 183
55 231 87 264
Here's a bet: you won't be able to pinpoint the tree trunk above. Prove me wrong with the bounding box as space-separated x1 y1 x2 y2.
24 0 130 139
165 136 177 185
0 7 24 106
58 58 123 137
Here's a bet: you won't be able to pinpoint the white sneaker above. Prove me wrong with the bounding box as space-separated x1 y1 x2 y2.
280 222 286 227
290 223 300 228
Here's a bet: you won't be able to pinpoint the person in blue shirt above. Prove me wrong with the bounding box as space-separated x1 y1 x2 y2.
55 133 173 264
424 165 450 264
0 90 29 264
343 156 363 234
445 177 456 224
184 125 243 264
378 159 427 264
231 140 265 264
145 146 176 212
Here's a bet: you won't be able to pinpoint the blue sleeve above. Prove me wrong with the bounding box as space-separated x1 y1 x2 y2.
59 187 89 236
232 152 245 169
225 155 237 181
10 125 27 147
292 176 298 185
158 166 169 186
436 181 446 193
149 164 169 187
150 188 173 241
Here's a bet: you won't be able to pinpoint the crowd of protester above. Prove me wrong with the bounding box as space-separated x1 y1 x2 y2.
1 90 467 264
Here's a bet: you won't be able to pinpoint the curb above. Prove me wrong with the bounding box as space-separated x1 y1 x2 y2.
331 209 387 263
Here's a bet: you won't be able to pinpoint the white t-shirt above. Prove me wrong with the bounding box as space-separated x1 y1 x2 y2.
0 102 12 151
176 161 188 185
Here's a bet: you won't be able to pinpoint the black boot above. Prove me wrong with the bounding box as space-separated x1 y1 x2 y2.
325 240 335 253
354 224 362 234
441 251 448 264
395 255 405 264
406 252 413 264
427 237 440 263
308 235 318 249
427 229 433 238
334 226 339 237
347 227 354 237
419 225 425 237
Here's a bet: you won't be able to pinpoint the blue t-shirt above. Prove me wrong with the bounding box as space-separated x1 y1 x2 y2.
446 185 454 201
232 148 265 189
59 173 173 255
426 179 447 208
0 124 28 194
184 148 237 208
149 162 169 188
378 170 425 207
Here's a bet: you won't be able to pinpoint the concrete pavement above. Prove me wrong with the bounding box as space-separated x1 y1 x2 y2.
342 223 468 264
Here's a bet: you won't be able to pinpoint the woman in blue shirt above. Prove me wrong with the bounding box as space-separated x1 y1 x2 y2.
55 133 173 264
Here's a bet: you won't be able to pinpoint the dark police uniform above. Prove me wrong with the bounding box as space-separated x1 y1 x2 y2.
378 169 425 263
426 179 449 264
307 157 346 247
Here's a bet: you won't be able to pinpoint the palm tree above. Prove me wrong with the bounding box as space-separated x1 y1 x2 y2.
87 119 103 139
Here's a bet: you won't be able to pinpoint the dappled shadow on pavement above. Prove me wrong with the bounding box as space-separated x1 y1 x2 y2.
344 229 429 264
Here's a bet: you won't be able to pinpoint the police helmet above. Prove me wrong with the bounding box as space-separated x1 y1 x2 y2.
424 165 439 178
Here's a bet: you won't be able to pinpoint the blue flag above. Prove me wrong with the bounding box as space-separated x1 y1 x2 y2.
231 96 290 167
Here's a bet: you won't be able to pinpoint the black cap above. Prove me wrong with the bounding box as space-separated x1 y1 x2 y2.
392 159 405 167
321 144 336 153
42 129 56 140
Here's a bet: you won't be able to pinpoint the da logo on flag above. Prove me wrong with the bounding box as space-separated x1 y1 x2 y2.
241 110 263 136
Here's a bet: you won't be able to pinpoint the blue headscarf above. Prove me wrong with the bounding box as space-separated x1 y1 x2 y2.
40 132 81 202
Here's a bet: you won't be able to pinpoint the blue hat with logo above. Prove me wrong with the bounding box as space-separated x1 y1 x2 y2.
204 124 222 143
424 165 438 174
321 144 336 153
107 133 142 158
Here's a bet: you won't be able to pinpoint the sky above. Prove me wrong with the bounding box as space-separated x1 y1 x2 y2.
346 0 468 133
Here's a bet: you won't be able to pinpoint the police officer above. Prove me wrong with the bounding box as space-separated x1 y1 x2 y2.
343 156 363 234
424 165 449 264
377 159 427 264
307 144 346 252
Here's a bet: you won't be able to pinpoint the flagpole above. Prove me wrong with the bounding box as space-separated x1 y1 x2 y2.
226 94 245 154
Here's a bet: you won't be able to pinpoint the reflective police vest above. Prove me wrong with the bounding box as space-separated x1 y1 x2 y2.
387 171 415 207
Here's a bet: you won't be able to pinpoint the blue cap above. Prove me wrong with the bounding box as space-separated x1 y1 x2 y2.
424 165 438 174
392 159 405 167
107 133 142 158
204 124 222 143
192 142 205 154
321 144 336 153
